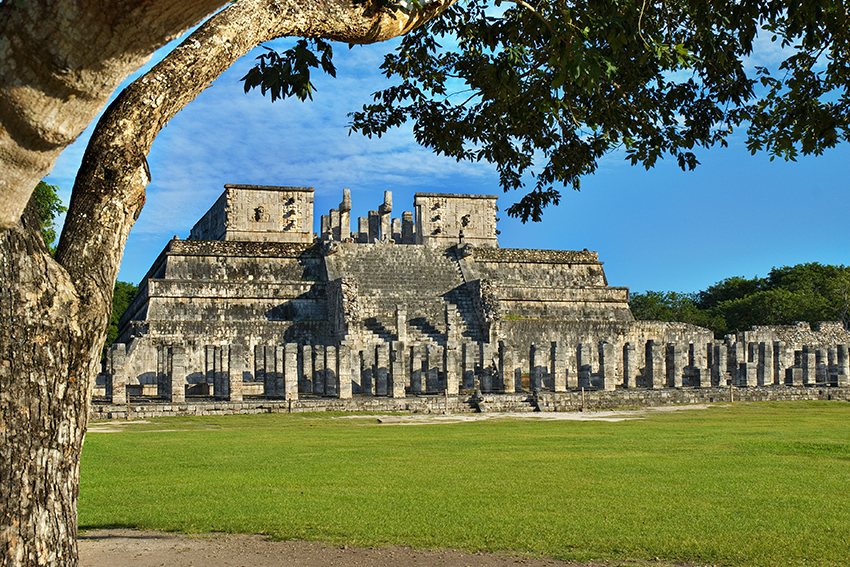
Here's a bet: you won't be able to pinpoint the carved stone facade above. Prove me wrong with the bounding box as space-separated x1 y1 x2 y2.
189 184 314 243
101 185 850 406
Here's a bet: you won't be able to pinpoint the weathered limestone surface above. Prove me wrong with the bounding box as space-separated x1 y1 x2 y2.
190 185 314 243
100 185 850 408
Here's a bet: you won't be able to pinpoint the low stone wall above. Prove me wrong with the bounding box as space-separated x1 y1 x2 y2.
90 385 848 421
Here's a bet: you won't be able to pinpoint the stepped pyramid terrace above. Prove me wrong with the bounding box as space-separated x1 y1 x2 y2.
98 184 850 417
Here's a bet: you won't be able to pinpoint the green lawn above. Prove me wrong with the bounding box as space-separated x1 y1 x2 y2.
79 401 850 566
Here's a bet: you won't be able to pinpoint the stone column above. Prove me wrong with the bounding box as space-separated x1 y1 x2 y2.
426 344 440 393
789 351 804 386
774 341 789 385
551 341 567 392
599 341 617 391
376 343 390 396
391 341 407 398
576 343 586 388
396 305 407 343
646 340 664 389
320 214 330 240
479 343 496 392
731 342 747 386
445 305 459 344
739 360 757 387
214 346 228 399
530 344 545 391
714 344 730 386
827 347 838 386
445 342 459 395
314 345 326 396
325 346 338 397
330 208 340 241
391 218 402 242
274 346 285 397
205 345 216 392
300 345 312 394
803 346 816 385
228 344 245 402
758 342 774 387
263 345 277 397
168 345 185 402
110 344 128 405
284 343 299 400
622 343 636 389
689 342 709 388
410 345 424 394
837 344 850 387
816 348 828 384
362 347 375 395
499 340 515 393
156 345 167 398
665 343 682 389
254 345 266 393
697 342 712 388
566 344 579 389
401 211 415 244
462 342 476 390
338 343 353 399
358 217 369 243
367 211 380 243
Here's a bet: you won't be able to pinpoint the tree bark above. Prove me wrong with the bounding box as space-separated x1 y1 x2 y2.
1 1 453 566
0 202 91 567
0 0 230 230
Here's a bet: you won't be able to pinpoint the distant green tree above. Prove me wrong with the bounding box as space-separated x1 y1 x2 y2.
30 180 68 254
629 290 726 334
105 280 138 349
632 263 850 337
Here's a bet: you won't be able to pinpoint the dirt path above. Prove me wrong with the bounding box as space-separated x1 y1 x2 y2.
79 530 703 567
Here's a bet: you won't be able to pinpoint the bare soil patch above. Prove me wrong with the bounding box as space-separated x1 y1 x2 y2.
79 529 704 567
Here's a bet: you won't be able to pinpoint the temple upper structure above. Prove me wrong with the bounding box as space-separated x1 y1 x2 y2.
189 184 315 243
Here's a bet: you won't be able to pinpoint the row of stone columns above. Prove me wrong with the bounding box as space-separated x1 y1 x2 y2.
106 339 850 403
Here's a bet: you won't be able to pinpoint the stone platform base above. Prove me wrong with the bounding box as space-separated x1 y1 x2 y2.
90 385 849 421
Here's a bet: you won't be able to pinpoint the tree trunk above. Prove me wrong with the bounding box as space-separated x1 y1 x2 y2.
1 1 454 566
0 202 94 567
0 0 230 230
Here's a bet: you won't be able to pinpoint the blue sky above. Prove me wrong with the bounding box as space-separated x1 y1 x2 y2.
45 31 850 295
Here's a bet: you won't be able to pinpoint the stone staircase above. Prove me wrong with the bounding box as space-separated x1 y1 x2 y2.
326 244 483 345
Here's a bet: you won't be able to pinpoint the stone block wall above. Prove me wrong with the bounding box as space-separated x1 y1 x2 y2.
189 185 314 243
414 193 498 247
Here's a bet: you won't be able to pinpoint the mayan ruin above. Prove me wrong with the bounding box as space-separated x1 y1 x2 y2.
98 184 850 418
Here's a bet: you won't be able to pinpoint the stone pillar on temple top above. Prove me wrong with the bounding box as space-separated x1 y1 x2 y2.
339 188 351 242
379 191 392 241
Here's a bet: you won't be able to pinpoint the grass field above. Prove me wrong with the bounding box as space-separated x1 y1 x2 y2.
79 401 850 566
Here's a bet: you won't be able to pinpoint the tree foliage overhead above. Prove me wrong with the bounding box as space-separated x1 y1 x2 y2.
246 0 850 222
631 263 850 337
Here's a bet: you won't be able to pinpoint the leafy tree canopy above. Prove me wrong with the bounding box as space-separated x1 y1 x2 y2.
30 181 67 254
244 0 849 222
632 263 850 337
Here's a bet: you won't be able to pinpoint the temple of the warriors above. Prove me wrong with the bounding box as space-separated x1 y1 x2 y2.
99 184 850 416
